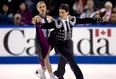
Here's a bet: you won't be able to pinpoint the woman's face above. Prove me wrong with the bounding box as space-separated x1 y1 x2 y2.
2 4 9 12
20 3 26 11
105 5 112 10
37 3 46 14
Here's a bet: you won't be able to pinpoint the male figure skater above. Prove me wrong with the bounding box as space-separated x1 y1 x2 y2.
39 4 103 79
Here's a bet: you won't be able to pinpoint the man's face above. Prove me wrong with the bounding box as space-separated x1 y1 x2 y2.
37 3 46 14
87 1 94 9
113 7 116 13
111 13 116 22
14 17 21 24
59 9 69 19
14 17 21 25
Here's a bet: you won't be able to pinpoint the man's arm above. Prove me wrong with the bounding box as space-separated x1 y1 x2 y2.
69 16 102 25
40 21 56 29
76 18 103 24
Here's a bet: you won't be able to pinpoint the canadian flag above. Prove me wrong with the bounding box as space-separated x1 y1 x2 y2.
95 29 111 37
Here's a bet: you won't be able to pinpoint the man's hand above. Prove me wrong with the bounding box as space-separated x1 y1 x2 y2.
68 15 74 21
47 16 54 21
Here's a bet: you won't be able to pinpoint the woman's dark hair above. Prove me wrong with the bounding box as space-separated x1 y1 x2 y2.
59 4 69 12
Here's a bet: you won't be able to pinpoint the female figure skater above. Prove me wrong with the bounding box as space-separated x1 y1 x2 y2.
32 1 57 79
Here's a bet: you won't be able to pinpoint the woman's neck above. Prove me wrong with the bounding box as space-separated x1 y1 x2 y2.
40 13 46 18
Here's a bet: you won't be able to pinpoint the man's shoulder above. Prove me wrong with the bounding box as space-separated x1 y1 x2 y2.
47 15 54 22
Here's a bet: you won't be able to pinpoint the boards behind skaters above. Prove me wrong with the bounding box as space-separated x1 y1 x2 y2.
31 1 57 79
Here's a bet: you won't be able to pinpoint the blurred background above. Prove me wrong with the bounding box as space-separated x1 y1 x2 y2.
0 0 116 79
0 0 116 25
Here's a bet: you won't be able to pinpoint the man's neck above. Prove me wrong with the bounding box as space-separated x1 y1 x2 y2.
88 8 93 11
61 16 68 20
14 22 20 25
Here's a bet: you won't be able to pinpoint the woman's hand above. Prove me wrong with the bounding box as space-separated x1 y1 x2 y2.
102 14 109 22
31 18 37 24
31 16 42 24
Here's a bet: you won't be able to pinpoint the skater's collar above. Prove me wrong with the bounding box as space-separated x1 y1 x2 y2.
60 16 69 22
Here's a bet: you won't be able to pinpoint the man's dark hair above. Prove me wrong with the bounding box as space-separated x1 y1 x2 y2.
59 4 69 12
